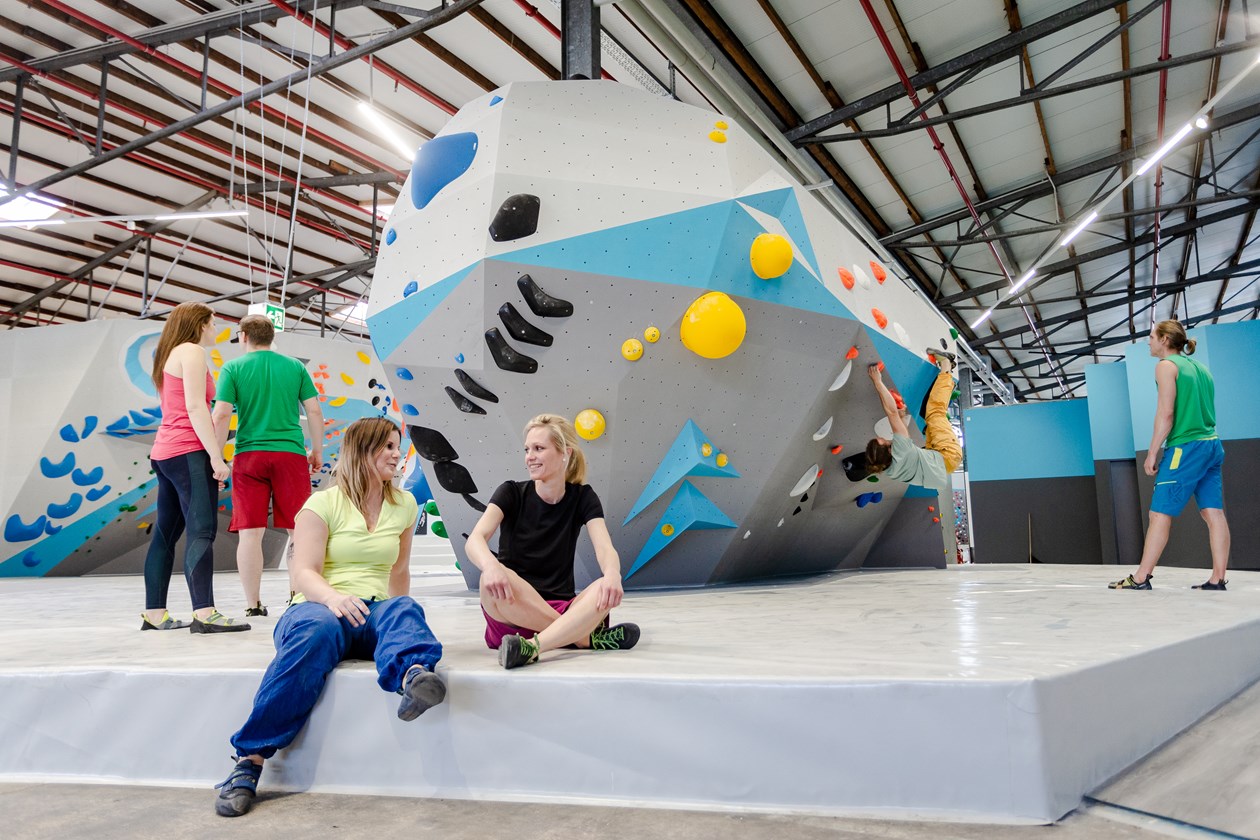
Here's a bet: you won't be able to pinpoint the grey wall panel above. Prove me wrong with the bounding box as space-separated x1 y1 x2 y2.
971 476 1102 564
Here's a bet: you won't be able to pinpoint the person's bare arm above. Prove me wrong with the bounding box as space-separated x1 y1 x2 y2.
465 504 512 601
1145 360 1178 476
867 364 909 437
291 509 371 626
175 344 230 480
302 396 324 474
211 400 234 456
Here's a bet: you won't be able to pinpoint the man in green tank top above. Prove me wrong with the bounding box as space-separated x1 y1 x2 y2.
1110 320 1230 591
213 315 323 614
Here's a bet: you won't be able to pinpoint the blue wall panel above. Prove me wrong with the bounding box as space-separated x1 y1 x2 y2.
1083 361 1133 460
1201 320 1260 441
965 399 1094 481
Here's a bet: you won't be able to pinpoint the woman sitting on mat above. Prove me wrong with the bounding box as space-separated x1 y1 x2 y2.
465 413 640 669
215 417 446 818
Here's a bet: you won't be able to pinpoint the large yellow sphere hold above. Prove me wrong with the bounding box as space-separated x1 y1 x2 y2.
680 292 747 359
574 409 606 441
621 338 643 361
749 233 793 279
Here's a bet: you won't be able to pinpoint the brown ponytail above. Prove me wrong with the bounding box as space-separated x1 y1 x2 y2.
1152 319 1194 354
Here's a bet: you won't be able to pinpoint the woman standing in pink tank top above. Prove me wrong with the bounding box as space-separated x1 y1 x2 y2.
141 302 250 634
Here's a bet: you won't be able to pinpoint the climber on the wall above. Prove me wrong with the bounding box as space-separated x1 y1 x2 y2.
863 350 961 493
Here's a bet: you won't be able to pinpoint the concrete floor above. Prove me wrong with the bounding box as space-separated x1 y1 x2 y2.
1 783 1189 840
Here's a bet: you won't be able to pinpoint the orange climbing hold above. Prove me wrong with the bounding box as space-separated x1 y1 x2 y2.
830 444 843 455
845 346 859 360
872 308 888 329
932 517 941 524
870 261 887 284
876 361 885 371
838 268 855 290
928 505 936 513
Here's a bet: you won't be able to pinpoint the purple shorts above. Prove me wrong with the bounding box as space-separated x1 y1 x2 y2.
482 598 573 649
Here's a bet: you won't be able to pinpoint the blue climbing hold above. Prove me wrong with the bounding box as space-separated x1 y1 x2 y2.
856 492 885 508
395 367 414 380
455 353 465 364
410 131 478 210
489 95 503 106
5 513 48 542
402 404 419 416
385 228 397 246
72 466 104 486
44 521 62 536
106 416 130 433
403 280 418 298
59 424 79 443
86 485 112 502
21 552 39 568
47 493 84 519
81 416 98 438
40 452 75 478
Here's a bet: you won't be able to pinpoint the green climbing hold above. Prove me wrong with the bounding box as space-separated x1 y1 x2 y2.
423 499 440 516
431 520 448 539
949 327 959 339
866 475 879 483
951 389 961 402
454 560 461 571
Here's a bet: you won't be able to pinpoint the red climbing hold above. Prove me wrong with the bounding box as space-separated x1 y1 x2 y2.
845 345 859 360
830 444 843 455
932 517 940 524
872 308 888 328
876 361 885 371
870 261 887 284
838 268 855 290
928 505 935 513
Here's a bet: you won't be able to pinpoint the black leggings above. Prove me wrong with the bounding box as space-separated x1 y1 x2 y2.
143 450 218 611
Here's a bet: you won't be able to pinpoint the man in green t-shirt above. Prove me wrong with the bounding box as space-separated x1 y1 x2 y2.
213 315 323 614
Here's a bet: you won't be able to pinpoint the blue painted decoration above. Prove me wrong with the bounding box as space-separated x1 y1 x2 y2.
626 482 737 579
624 420 740 524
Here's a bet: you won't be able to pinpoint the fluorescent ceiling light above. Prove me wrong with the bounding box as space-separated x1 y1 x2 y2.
357 102 417 162
1007 270 1035 296
1194 116 1209 130
0 208 246 229
0 190 64 225
1059 211 1099 248
970 308 994 329
333 300 368 326
1136 123 1194 176
359 200 396 217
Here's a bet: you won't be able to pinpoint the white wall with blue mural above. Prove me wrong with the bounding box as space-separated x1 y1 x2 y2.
0 319 411 578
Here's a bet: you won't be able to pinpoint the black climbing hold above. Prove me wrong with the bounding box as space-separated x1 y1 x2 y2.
368 378 378 388
842 453 873 482
445 386 486 415
371 396 381 406
408 426 459 462
434 461 478 494
463 494 487 512
498 302 553 346
800 492 809 503
489 193 540 242
485 328 538 374
517 274 573 317
793 506 802 515
455 369 499 403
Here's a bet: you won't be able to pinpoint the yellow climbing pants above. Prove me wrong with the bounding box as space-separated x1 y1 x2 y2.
923 369 961 474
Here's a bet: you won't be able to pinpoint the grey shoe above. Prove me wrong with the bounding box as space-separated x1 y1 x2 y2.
190 611 251 634
214 758 262 817
397 664 446 721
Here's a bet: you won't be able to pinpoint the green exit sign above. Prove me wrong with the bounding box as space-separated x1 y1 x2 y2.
247 302 285 332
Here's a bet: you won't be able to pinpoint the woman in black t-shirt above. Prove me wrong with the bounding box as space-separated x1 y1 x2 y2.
465 413 640 669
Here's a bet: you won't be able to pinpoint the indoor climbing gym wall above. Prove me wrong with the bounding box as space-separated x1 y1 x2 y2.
369 81 956 589
0 319 402 578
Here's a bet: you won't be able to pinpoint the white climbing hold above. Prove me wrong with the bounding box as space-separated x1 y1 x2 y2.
812 417 833 441
789 464 820 497
828 361 852 392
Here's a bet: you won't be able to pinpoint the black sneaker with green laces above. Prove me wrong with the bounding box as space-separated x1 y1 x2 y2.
498 634 540 670
590 622 641 651
1192 579 1227 590
190 611 252 633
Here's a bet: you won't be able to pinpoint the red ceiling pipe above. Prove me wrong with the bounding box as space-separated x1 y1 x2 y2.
37 0 405 179
1150 0 1172 315
266 0 459 115
511 0 617 81
0 50 380 223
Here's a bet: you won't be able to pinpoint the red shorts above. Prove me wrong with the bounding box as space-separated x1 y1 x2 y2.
229 450 312 531
482 598 573 649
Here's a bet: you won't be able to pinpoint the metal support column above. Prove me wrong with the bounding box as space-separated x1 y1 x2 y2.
560 0 600 80
95 61 108 155
7 75 25 190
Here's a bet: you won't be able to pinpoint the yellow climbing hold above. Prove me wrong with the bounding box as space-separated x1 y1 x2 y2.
701 443 713 457
340 372 355 385
229 415 238 431
329 396 348 407
708 130 727 143
750 233 793 279
210 349 223 367
574 409 607 441
643 326 660 344
215 327 231 344
716 453 729 468
714 120 728 130
356 350 371 364
661 523 675 536
223 443 235 461
621 338 644 361
681 292 746 359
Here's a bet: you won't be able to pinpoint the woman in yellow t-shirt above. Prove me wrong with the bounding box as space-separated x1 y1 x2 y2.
214 417 445 818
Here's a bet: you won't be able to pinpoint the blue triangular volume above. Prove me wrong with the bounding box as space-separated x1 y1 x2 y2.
775 191 820 279
626 482 737 579
624 419 740 525
737 187 792 217
368 263 477 362
494 198 855 321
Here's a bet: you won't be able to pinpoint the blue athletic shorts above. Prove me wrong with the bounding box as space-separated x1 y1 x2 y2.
1151 438 1225 516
